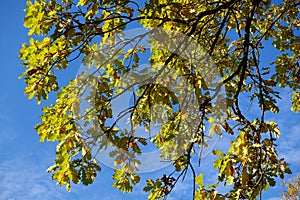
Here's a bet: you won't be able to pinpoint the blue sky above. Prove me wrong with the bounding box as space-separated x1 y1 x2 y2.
0 1 299 199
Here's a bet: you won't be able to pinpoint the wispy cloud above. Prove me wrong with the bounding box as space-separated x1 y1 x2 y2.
266 197 280 200
0 156 67 200
278 124 300 165
0 152 149 200
0 126 16 144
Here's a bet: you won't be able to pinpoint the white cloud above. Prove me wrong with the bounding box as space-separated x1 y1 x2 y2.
280 149 300 165
0 126 16 144
0 156 67 200
0 151 147 200
266 197 280 200
278 124 300 165
280 125 300 148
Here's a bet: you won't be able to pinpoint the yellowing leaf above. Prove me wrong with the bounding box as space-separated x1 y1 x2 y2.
76 0 89 6
196 174 204 188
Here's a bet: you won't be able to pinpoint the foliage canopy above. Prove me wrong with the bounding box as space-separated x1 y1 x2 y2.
281 174 300 200
20 0 299 199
